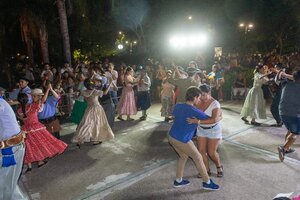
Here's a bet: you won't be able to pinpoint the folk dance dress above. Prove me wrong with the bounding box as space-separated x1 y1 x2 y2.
18 102 67 164
117 74 137 116
72 89 114 144
240 73 267 119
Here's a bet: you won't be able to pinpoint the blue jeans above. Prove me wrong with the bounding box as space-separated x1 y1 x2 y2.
109 90 118 107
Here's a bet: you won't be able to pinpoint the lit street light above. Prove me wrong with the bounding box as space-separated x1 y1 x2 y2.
117 44 123 50
239 23 254 34
188 16 192 20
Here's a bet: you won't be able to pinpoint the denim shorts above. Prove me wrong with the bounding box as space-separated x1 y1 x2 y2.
196 123 222 139
280 115 300 135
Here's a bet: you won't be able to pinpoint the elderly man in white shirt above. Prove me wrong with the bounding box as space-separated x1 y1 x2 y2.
136 66 151 120
0 97 28 200
105 63 119 108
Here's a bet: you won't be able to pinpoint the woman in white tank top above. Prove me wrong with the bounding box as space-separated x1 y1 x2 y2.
189 84 223 177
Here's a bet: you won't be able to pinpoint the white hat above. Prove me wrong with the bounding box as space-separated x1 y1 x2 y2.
94 74 102 81
31 88 44 96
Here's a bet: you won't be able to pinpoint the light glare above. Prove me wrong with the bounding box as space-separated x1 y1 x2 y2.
170 33 208 49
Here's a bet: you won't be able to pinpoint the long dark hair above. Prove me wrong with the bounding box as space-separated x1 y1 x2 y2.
84 78 95 90
17 93 29 118
254 63 264 74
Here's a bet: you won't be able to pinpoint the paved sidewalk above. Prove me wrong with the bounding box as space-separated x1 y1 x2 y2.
21 102 300 200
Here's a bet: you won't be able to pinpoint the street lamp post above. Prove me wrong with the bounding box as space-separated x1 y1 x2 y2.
239 23 254 52
125 40 137 54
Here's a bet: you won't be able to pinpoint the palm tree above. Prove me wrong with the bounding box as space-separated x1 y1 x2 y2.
56 0 71 63
39 22 49 63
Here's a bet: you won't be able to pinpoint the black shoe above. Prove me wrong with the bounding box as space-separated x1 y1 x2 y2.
251 121 261 126
139 116 147 121
38 161 48 168
25 167 32 173
270 123 283 127
241 117 249 123
76 144 81 149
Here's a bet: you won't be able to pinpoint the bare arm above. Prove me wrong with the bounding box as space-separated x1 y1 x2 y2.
41 85 50 104
49 84 60 99
187 108 222 125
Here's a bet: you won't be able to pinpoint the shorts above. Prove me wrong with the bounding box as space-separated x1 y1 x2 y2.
280 115 300 135
196 123 222 139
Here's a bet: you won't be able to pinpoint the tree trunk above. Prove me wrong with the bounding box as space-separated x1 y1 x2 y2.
39 23 50 63
20 14 34 65
57 0 71 63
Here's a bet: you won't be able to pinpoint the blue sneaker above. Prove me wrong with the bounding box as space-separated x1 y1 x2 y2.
173 179 190 188
202 179 220 190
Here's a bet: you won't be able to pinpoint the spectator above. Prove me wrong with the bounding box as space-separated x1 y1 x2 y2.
232 72 247 100
105 63 119 108
160 70 175 122
136 66 151 121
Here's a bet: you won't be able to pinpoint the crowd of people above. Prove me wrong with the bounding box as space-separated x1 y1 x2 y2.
1 51 300 198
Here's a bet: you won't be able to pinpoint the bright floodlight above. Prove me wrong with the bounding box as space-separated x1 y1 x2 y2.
188 16 192 20
170 33 208 49
248 24 253 28
117 44 123 50
239 23 245 27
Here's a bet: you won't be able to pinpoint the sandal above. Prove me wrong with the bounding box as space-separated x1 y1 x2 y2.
217 165 223 177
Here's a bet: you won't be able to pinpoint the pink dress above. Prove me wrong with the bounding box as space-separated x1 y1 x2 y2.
18 102 67 164
117 74 137 115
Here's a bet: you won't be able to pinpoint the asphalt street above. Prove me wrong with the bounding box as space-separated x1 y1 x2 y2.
21 101 300 200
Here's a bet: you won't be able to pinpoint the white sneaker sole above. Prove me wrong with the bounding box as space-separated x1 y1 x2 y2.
203 187 220 191
173 183 190 188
